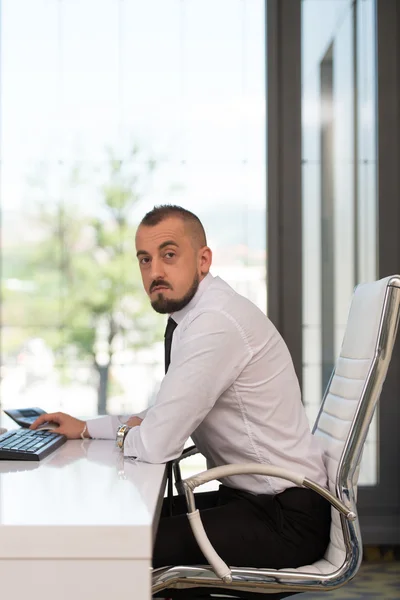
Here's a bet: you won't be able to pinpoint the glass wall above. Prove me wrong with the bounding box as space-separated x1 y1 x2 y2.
0 0 266 426
301 0 377 484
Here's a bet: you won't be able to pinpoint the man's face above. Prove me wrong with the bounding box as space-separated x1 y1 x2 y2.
135 217 211 314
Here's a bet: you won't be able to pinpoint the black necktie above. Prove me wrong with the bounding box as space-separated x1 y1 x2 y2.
164 317 177 515
164 317 177 373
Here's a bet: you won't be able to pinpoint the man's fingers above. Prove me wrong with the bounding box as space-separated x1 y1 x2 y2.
30 412 61 429
53 427 66 436
29 414 49 429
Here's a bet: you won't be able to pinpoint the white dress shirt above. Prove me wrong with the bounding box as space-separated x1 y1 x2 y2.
87 273 327 494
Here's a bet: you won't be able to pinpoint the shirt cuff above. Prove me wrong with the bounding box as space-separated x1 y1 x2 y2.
123 425 140 459
86 415 124 440
86 409 149 443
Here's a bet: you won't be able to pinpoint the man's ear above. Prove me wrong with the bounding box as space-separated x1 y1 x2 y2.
199 246 212 275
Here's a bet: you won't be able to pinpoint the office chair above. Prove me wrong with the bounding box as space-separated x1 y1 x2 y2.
152 275 400 599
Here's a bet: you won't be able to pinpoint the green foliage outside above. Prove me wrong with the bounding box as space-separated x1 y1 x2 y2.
2 146 164 414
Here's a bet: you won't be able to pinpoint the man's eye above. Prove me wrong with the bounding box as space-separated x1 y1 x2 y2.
164 252 175 259
139 257 150 265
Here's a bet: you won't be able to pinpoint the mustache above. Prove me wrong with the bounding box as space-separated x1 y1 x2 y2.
150 280 172 292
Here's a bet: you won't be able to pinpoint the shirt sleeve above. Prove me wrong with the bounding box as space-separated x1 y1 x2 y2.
123 310 252 462
86 408 149 440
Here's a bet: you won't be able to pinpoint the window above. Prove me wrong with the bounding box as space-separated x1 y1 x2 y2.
302 0 378 484
0 0 266 426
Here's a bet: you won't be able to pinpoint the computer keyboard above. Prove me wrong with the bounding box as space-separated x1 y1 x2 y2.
0 428 66 461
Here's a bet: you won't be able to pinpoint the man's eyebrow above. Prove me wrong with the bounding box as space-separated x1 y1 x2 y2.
159 240 179 250
136 241 179 258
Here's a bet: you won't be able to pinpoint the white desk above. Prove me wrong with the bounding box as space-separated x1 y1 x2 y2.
0 439 167 600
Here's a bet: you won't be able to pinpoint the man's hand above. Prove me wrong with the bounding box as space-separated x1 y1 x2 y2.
126 416 143 428
30 412 88 439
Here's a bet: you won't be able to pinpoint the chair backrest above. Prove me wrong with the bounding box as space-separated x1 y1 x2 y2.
312 275 400 571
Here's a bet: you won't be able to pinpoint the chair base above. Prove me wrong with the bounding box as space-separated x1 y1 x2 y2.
153 589 298 599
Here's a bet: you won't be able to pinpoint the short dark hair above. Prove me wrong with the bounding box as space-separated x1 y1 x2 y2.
139 205 207 247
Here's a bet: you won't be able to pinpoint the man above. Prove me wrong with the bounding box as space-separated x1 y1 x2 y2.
31 205 330 573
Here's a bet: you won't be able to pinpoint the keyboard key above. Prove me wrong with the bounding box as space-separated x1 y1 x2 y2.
0 439 19 449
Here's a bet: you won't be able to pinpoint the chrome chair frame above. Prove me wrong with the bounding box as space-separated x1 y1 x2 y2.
152 276 400 597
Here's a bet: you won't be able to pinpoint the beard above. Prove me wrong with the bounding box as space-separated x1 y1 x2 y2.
150 272 200 314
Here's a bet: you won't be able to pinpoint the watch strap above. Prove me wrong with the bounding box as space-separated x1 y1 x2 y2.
116 424 131 450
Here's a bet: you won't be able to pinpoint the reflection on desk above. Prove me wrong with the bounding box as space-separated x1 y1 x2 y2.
0 440 167 600
0 440 166 557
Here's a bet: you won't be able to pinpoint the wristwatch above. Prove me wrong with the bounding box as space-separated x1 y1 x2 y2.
116 424 132 450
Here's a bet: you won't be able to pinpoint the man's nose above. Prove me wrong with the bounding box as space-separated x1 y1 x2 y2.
150 257 166 280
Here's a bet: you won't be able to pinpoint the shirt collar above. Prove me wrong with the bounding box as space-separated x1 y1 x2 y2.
170 272 214 325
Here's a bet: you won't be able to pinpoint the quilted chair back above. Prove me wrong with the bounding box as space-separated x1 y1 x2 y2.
308 276 400 575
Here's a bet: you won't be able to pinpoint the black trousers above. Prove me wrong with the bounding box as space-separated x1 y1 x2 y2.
153 484 331 599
